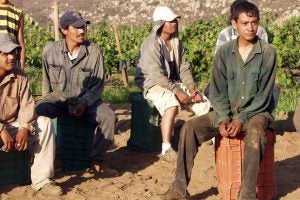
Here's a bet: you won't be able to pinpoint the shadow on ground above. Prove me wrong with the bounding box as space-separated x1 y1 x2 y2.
276 154 300 198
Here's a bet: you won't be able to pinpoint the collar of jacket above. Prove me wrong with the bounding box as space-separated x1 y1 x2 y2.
61 39 89 56
0 67 20 86
232 36 263 55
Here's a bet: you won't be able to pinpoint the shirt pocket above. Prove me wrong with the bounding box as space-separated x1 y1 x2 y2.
48 64 66 91
79 68 92 87
227 70 236 97
4 96 19 120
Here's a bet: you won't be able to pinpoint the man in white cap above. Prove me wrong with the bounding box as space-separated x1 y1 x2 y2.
135 6 209 162
0 33 62 196
35 11 116 172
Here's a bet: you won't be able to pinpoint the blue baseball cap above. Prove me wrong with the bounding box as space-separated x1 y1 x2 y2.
60 11 90 29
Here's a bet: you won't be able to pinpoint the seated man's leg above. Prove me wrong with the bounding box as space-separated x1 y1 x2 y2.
30 116 62 196
35 95 68 118
145 85 180 156
85 99 116 161
239 112 273 200
170 111 218 197
293 98 300 132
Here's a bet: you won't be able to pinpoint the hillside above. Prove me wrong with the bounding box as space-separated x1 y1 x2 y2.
11 0 300 26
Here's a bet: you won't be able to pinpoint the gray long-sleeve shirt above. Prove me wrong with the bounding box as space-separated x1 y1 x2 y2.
135 21 196 95
41 39 104 107
210 37 277 124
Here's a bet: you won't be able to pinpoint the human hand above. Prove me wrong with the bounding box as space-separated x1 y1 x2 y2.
72 102 86 118
219 119 231 137
15 128 30 151
227 119 243 137
175 90 190 105
190 90 203 103
0 128 14 152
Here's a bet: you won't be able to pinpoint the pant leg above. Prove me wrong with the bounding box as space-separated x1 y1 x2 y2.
30 116 56 191
84 99 116 161
35 95 68 118
171 112 219 196
239 112 273 200
293 98 300 132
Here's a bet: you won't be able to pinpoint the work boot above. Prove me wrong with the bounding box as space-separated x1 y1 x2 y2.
90 160 119 177
39 182 63 197
161 188 189 200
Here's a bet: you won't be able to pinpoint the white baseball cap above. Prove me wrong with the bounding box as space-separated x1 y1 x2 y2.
152 6 180 22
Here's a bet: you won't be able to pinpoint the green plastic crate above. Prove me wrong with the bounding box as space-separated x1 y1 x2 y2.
55 115 96 171
127 93 162 152
0 150 30 185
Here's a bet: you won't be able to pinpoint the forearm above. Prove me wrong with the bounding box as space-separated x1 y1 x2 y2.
20 46 25 69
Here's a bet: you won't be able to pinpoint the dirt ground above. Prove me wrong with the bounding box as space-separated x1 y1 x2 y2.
1 103 300 200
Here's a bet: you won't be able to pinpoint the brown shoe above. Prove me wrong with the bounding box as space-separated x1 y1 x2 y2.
39 182 63 197
90 160 119 177
161 188 189 200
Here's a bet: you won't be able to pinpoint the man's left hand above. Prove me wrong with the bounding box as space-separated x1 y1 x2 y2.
227 119 243 137
72 103 86 118
15 128 30 151
190 90 203 103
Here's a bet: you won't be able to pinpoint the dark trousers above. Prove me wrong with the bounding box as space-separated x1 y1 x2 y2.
35 96 115 161
171 111 272 200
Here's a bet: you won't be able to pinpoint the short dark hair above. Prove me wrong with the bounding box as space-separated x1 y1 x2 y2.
231 1 260 22
230 0 247 15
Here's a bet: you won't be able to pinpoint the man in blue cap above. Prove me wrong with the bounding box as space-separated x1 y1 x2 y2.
35 11 116 172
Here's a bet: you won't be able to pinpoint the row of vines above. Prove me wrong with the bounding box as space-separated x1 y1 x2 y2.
24 15 300 102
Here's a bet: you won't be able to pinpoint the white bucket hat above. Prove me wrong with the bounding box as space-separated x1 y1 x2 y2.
152 6 180 22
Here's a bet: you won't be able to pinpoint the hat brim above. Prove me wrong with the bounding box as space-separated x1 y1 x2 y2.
165 15 181 22
0 42 20 53
71 19 91 28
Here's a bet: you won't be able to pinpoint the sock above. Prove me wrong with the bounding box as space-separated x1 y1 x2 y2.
161 143 171 155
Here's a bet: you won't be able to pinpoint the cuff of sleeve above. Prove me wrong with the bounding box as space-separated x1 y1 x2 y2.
187 83 196 92
171 85 180 94
217 116 231 125
77 98 89 107
233 116 246 124
18 122 35 133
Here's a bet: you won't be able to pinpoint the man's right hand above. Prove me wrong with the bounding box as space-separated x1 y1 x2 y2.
0 128 14 152
219 119 231 137
175 90 190 105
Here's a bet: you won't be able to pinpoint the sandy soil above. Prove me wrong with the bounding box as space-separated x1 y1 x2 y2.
1 104 300 200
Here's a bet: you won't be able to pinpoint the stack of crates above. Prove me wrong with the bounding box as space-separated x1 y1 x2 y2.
55 115 96 171
215 129 276 200
127 92 162 152
0 150 30 185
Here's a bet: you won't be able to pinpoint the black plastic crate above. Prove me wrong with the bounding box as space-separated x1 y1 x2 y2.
55 115 96 171
0 150 30 185
127 93 162 152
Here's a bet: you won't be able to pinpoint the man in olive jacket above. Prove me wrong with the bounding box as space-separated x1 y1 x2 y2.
163 2 277 200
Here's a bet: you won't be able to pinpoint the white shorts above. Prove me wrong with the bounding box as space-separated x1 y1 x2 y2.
145 85 180 116
145 84 211 117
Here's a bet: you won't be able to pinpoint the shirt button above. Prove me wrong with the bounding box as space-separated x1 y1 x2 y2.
242 96 245 99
